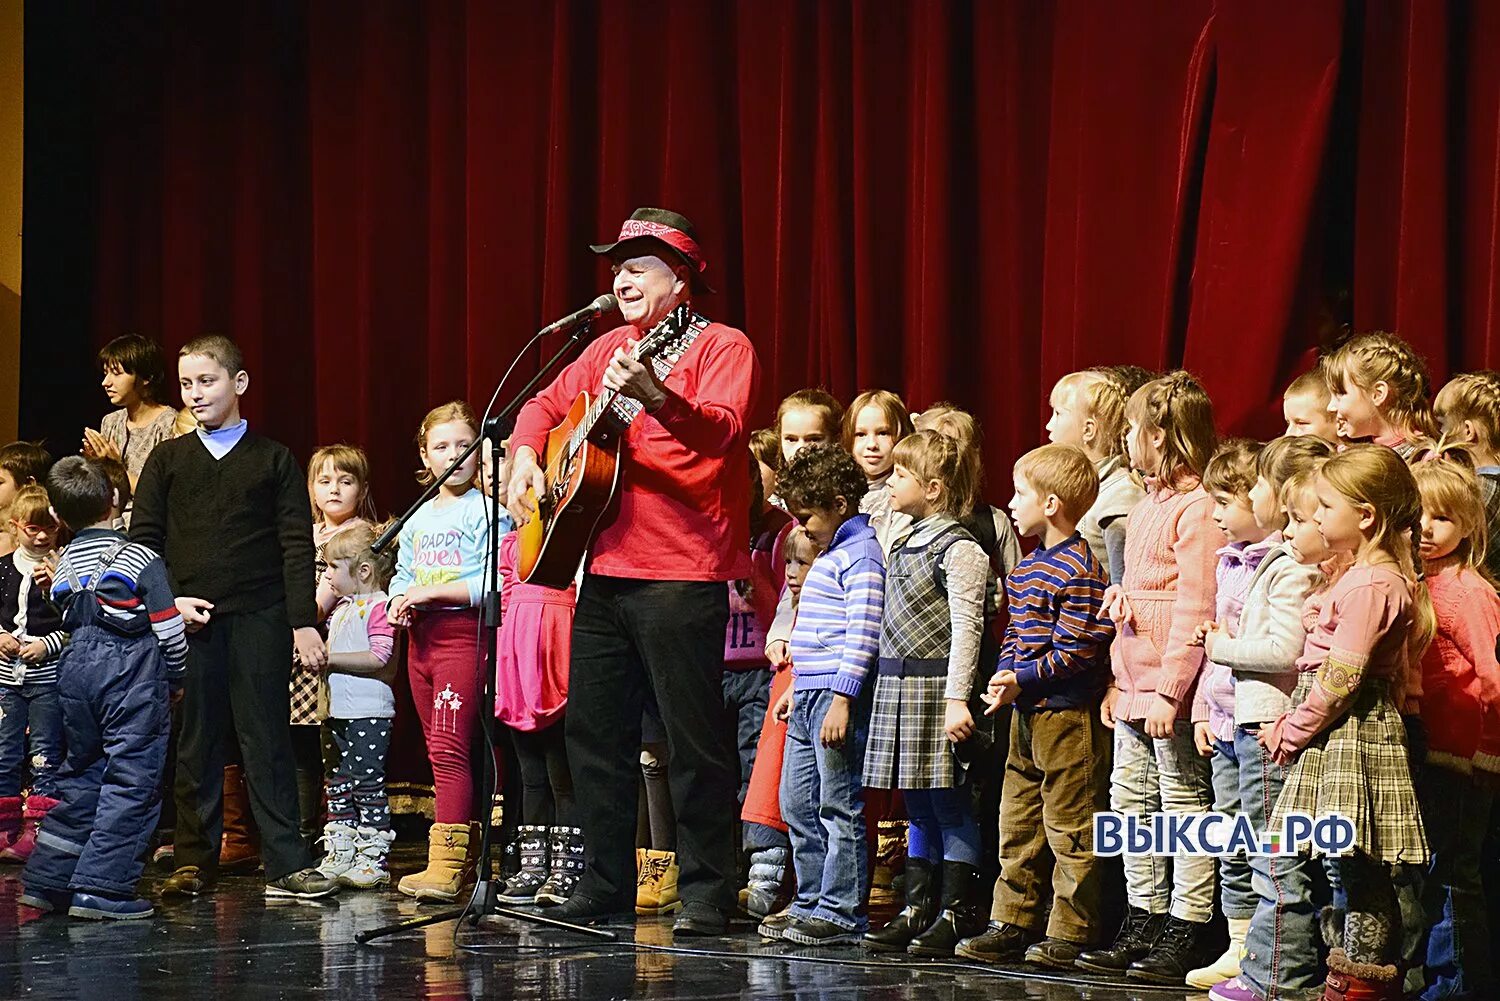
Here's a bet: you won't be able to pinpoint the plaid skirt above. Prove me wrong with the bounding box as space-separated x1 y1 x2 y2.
1271 677 1428 864
289 661 322 726
863 674 961 789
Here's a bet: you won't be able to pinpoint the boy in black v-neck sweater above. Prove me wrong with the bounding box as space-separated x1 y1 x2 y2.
130 336 338 900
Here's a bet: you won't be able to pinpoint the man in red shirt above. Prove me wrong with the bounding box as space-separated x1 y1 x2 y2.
508 208 760 934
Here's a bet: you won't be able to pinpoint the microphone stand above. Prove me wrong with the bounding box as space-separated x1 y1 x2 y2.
358 318 617 946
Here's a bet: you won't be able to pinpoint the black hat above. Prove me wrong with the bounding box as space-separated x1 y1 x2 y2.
590 207 715 294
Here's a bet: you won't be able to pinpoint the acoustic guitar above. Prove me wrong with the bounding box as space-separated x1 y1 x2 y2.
515 308 700 588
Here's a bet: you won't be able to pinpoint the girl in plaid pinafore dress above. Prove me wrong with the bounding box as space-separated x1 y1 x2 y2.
862 430 995 956
1259 446 1433 998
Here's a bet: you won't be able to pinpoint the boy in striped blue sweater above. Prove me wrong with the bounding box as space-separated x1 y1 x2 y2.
20 457 187 921
960 444 1114 968
764 445 886 946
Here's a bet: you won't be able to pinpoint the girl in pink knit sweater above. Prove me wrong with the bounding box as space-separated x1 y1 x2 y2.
1411 455 1500 999
1076 372 1221 984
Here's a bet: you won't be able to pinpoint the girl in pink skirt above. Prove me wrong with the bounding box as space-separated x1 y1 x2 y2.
485 441 579 907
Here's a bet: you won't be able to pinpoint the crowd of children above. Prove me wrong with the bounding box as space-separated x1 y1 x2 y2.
1 328 1498 1001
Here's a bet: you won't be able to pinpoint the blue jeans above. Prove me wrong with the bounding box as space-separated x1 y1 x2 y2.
1238 724 1321 998
1210 735 1256 919
0 684 63 798
1419 764 1493 1000
780 687 871 931
904 786 981 865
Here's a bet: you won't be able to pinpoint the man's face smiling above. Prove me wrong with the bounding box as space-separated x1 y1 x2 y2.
612 253 687 330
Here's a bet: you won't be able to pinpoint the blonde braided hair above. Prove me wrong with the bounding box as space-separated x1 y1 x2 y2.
1324 332 1439 439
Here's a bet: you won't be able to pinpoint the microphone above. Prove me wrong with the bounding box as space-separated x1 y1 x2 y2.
538 294 618 336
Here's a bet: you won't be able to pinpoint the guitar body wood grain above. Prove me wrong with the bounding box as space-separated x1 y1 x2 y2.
516 390 622 588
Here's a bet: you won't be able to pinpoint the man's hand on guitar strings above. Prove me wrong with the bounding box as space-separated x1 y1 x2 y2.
603 340 666 412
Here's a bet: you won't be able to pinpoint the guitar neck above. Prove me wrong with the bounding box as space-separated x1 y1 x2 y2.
556 309 692 464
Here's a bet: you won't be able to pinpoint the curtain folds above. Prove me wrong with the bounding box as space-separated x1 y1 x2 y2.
20 0 1500 509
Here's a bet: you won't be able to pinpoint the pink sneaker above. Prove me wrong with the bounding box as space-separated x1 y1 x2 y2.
1208 977 1264 1001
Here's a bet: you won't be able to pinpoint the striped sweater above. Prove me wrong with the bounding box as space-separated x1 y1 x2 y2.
50 528 189 677
996 533 1114 710
789 514 885 698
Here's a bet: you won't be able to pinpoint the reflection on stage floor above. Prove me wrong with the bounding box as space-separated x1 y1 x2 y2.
0 844 1201 1001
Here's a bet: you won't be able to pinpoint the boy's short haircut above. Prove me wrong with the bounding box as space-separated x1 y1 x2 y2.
1203 438 1264 498
777 443 869 513
0 441 54 488
1435 371 1500 451
1014 443 1100 524
1284 365 1331 402
91 457 133 513
180 334 246 375
8 485 57 529
46 457 113 530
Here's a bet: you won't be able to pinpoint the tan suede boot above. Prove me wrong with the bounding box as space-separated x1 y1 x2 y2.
398 822 473 902
635 849 681 915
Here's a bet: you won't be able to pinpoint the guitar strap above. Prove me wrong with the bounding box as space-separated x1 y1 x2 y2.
606 301 710 429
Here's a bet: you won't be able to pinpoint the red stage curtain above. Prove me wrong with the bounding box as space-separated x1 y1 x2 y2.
55 0 1500 513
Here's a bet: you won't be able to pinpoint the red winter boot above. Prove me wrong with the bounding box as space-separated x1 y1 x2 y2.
1323 948 1402 1001
0 795 59 863
0 796 23 854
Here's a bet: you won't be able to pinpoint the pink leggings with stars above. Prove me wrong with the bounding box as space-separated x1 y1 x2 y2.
407 608 482 824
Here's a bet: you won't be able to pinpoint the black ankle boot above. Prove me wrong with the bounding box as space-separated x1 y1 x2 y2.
1074 907 1167 973
907 861 986 958
863 857 939 953
1127 915 1208 984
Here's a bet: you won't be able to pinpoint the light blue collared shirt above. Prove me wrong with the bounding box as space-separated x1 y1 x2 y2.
196 419 248 460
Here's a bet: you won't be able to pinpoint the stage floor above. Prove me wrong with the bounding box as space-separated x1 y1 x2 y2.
0 844 1203 1000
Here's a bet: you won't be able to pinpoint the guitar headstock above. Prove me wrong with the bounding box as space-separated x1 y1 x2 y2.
630 325 677 363
628 305 694 366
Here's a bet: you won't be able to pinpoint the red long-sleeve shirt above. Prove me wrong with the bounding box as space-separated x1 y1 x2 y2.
511 320 760 582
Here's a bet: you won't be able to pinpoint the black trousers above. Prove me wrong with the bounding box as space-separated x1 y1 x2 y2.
174 604 309 880
566 575 736 910
509 721 575 828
